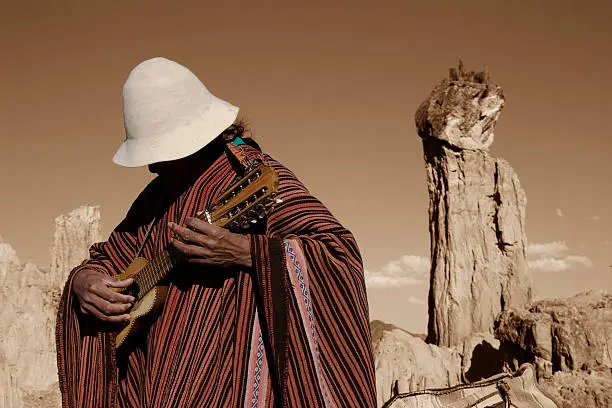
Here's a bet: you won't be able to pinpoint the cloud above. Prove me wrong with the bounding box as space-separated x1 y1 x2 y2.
527 241 593 272
406 296 426 305
365 255 430 288
526 241 569 258
556 208 564 217
528 256 592 272
366 241 594 284
583 215 609 221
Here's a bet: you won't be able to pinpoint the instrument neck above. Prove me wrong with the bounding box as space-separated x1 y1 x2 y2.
131 250 182 300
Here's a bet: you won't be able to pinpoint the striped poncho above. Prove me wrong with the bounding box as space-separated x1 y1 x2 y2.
56 143 377 407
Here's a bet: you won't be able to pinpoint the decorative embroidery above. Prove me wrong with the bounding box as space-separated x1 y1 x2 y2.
245 239 336 407
284 239 336 408
244 309 269 408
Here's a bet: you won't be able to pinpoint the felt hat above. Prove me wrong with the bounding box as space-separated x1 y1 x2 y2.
113 57 239 167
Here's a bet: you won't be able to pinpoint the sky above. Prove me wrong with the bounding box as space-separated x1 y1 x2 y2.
0 0 610 332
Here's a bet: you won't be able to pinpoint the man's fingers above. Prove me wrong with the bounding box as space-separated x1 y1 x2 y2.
81 302 104 320
170 218 224 239
105 277 134 288
83 299 131 322
171 239 213 258
89 284 135 304
184 217 218 235
169 222 215 247
81 302 130 323
85 293 132 316
79 304 91 315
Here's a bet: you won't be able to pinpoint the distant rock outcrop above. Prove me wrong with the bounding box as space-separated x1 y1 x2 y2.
414 62 532 348
496 290 612 373
50 206 102 290
0 206 101 408
495 290 612 407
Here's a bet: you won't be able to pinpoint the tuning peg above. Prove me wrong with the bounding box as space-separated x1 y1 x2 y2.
239 217 250 230
254 204 266 218
248 171 261 183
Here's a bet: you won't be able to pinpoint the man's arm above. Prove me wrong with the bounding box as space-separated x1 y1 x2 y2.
68 184 159 322
60 177 163 324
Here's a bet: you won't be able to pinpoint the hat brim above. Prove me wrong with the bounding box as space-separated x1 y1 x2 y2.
112 96 239 168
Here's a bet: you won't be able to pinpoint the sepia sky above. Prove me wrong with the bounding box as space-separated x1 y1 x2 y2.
1 0 610 332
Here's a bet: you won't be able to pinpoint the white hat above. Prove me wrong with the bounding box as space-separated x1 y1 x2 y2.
113 57 239 167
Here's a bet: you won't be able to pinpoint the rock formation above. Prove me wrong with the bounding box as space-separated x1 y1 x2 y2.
372 321 518 406
415 61 532 348
0 206 101 408
496 290 612 374
371 320 462 407
50 206 102 291
538 367 612 408
495 290 612 407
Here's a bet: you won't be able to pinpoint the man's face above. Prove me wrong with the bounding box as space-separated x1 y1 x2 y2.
148 161 175 176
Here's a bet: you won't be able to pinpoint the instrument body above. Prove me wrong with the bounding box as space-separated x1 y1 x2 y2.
113 164 280 349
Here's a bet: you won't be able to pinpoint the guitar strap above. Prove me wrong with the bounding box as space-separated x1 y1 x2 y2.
135 215 157 258
135 192 164 258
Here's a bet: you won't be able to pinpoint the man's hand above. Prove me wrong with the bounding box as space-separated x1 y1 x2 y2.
72 268 135 322
168 217 252 268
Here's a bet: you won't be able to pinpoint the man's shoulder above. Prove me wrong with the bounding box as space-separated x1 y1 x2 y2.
240 145 293 174
242 146 302 184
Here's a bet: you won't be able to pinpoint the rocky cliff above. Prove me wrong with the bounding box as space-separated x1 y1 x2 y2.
0 206 101 408
414 62 532 348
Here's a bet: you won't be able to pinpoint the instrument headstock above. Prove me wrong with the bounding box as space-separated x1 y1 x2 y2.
199 164 281 231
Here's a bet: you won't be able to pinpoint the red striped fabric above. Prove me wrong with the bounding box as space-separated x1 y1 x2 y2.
56 144 377 407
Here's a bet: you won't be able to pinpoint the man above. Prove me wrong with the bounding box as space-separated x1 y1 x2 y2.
56 57 377 408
